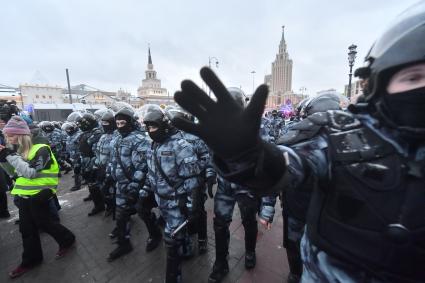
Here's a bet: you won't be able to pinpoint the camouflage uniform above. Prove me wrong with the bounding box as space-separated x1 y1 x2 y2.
44 128 65 161
95 131 118 214
180 131 216 254
107 130 150 251
269 115 285 141
66 129 82 191
210 175 259 277
259 117 272 142
79 125 104 214
141 130 201 283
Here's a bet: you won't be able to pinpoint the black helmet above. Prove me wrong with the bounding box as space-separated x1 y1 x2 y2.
295 98 310 117
114 107 135 121
303 94 341 118
39 121 55 132
354 2 425 135
165 107 189 120
52 121 62 129
76 113 98 132
143 105 169 127
227 87 247 108
355 3 425 102
94 108 112 120
101 110 115 122
67 112 83 123
61 122 78 135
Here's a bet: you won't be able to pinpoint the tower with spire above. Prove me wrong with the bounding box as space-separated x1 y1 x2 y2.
137 46 169 105
269 26 293 97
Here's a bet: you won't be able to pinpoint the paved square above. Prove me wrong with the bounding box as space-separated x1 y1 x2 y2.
0 174 288 282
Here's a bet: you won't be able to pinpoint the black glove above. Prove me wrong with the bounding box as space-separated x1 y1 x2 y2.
177 194 189 218
206 176 216 198
172 67 269 159
0 148 15 162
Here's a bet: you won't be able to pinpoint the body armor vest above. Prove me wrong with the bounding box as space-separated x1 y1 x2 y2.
307 110 425 282
278 116 324 223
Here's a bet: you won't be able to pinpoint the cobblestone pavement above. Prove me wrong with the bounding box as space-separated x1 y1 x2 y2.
0 174 289 283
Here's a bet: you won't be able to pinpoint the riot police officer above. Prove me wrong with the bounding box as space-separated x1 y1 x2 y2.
95 110 117 216
106 107 150 261
62 122 82 191
263 94 342 283
269 109 284 141
142 106 201 283
166 107 216 255
207 88 262 283
172 4 425 281
39 121 71 174
75 113 104 216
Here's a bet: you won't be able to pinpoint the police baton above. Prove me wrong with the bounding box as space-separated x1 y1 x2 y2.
170 220 189 239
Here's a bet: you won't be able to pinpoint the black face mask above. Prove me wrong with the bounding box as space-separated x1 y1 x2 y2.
66 129 76 136
102 124 115 133
148 127 169 143
383 86 425 128
117 123 134 136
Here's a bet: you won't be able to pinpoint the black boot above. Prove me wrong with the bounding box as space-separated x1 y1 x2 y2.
209 218 230 283
208 261 229 283
165 244 182 283
287 273 301 283
109 227 118 239
88 206 105 216
242 214 258 269
88 185 105 216
143 213 162 252
70 174 81 191
198 210 208 254
107 240 133 262
83 194 92 202
245 251 256 269
198 239 208 254
286 241 303 282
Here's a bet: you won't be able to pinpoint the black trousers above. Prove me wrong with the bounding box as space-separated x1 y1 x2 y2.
18 190 75 267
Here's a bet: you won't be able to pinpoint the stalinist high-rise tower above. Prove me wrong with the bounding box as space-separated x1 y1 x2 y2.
271 26 293 95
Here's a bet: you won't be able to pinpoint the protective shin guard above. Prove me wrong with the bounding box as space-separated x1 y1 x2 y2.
165 241 182 283
213 218 230 263
242 218 258 253
286 241 303 278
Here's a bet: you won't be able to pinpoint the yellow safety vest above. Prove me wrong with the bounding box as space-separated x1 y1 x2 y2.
11 144 59 196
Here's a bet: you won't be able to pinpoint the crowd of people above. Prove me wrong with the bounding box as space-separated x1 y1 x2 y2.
1 2 424 282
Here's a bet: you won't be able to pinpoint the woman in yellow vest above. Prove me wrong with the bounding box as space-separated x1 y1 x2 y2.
0 116 75 279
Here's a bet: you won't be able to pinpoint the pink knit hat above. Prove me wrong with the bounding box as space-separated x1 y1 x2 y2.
3 116 31 135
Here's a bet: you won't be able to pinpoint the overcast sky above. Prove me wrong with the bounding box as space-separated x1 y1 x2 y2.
0 0 420 96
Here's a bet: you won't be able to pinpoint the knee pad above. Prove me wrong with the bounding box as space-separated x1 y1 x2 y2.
213 217 230 230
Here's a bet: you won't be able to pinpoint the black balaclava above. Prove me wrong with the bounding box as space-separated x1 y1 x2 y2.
146 122 170 143
383 86 425 129
115 114 134 136
66 128 77 136
102 121 116 134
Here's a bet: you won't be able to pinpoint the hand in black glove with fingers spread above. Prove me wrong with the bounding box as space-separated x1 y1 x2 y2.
172 67 287 193
173 67 268 160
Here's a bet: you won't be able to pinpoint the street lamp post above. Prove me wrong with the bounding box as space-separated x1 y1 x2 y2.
347 44 358 100
208 57 219 96
251 71 256 94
